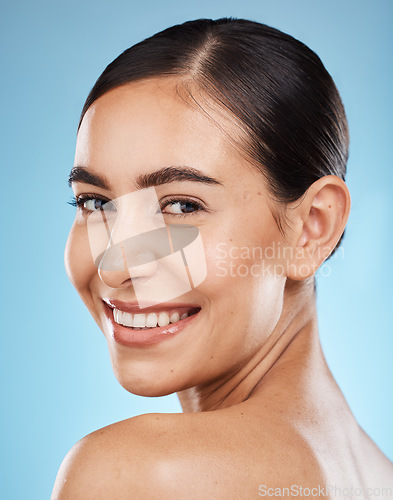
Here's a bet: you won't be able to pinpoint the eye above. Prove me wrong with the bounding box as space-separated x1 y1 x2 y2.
83 198 110 211
160 197 205 216
69 195 116 213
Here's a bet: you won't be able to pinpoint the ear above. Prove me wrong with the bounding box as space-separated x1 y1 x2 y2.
285 175 351 280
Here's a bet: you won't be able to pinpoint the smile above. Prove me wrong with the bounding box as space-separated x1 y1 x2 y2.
102 299 202 346
112 307 199 330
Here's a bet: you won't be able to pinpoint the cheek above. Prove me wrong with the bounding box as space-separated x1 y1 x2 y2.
202 213 285 295
198 221 286 349
204 238 285 314
64 223 96 302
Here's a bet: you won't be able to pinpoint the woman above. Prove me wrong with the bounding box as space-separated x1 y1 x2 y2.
52 18 393 499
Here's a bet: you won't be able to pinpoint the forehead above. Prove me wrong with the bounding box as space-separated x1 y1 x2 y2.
75 78 239 174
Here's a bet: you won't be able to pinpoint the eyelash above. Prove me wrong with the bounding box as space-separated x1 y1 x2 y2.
68 193 107 209
68 194 206 217
160 196 206 217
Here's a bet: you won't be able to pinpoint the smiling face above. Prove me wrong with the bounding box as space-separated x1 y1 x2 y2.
65 78 289 397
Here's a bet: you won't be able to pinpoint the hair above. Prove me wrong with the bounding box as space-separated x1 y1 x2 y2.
79 17 349 244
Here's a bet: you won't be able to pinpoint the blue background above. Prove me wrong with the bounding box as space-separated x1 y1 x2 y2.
1 0 392 498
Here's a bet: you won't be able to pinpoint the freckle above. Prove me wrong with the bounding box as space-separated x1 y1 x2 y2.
328 204 332 208
210 355 214 359
258 192 261 195
170 369 173 373
230 238 232 242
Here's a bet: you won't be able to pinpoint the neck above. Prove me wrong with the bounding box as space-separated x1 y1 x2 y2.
177 278 323 412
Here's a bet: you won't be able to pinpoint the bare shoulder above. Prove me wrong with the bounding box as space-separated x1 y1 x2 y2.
51 412 184 499
51 410 324 499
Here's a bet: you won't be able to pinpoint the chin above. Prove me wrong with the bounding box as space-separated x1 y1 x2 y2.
115 375 183 398
109 357 189 398
124 385 176 398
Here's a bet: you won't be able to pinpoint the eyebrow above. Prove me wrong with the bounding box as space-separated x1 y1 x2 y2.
68 165 223 189
68 167 108 188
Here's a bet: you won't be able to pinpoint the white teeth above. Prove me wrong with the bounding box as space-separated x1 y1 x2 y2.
158 311 170 327
146 312 158 327
170 312 180 324
133 313 146 328
112 308 195 328
121 311 133 327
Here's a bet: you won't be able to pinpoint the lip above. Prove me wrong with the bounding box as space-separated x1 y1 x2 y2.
103 298 200 314
102 300 201 347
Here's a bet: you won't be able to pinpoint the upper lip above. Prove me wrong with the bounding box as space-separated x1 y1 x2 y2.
103 299 201 314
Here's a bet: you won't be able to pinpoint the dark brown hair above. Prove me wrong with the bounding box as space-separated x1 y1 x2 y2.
79 18 349 240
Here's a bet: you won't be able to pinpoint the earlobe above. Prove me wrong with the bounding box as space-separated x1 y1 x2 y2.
286 175 351 280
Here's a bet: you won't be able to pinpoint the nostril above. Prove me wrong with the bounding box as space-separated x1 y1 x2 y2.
127 259 159 279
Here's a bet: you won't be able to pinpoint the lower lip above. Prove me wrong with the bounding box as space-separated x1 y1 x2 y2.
103 303 201 347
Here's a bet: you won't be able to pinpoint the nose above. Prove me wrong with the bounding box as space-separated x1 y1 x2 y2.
97 239 159 289
89 188 168 289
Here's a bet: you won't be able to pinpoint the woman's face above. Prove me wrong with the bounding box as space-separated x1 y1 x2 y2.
65 78 288 397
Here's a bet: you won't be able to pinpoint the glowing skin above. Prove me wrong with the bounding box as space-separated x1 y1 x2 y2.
56 78 393 499
65 78 288 400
